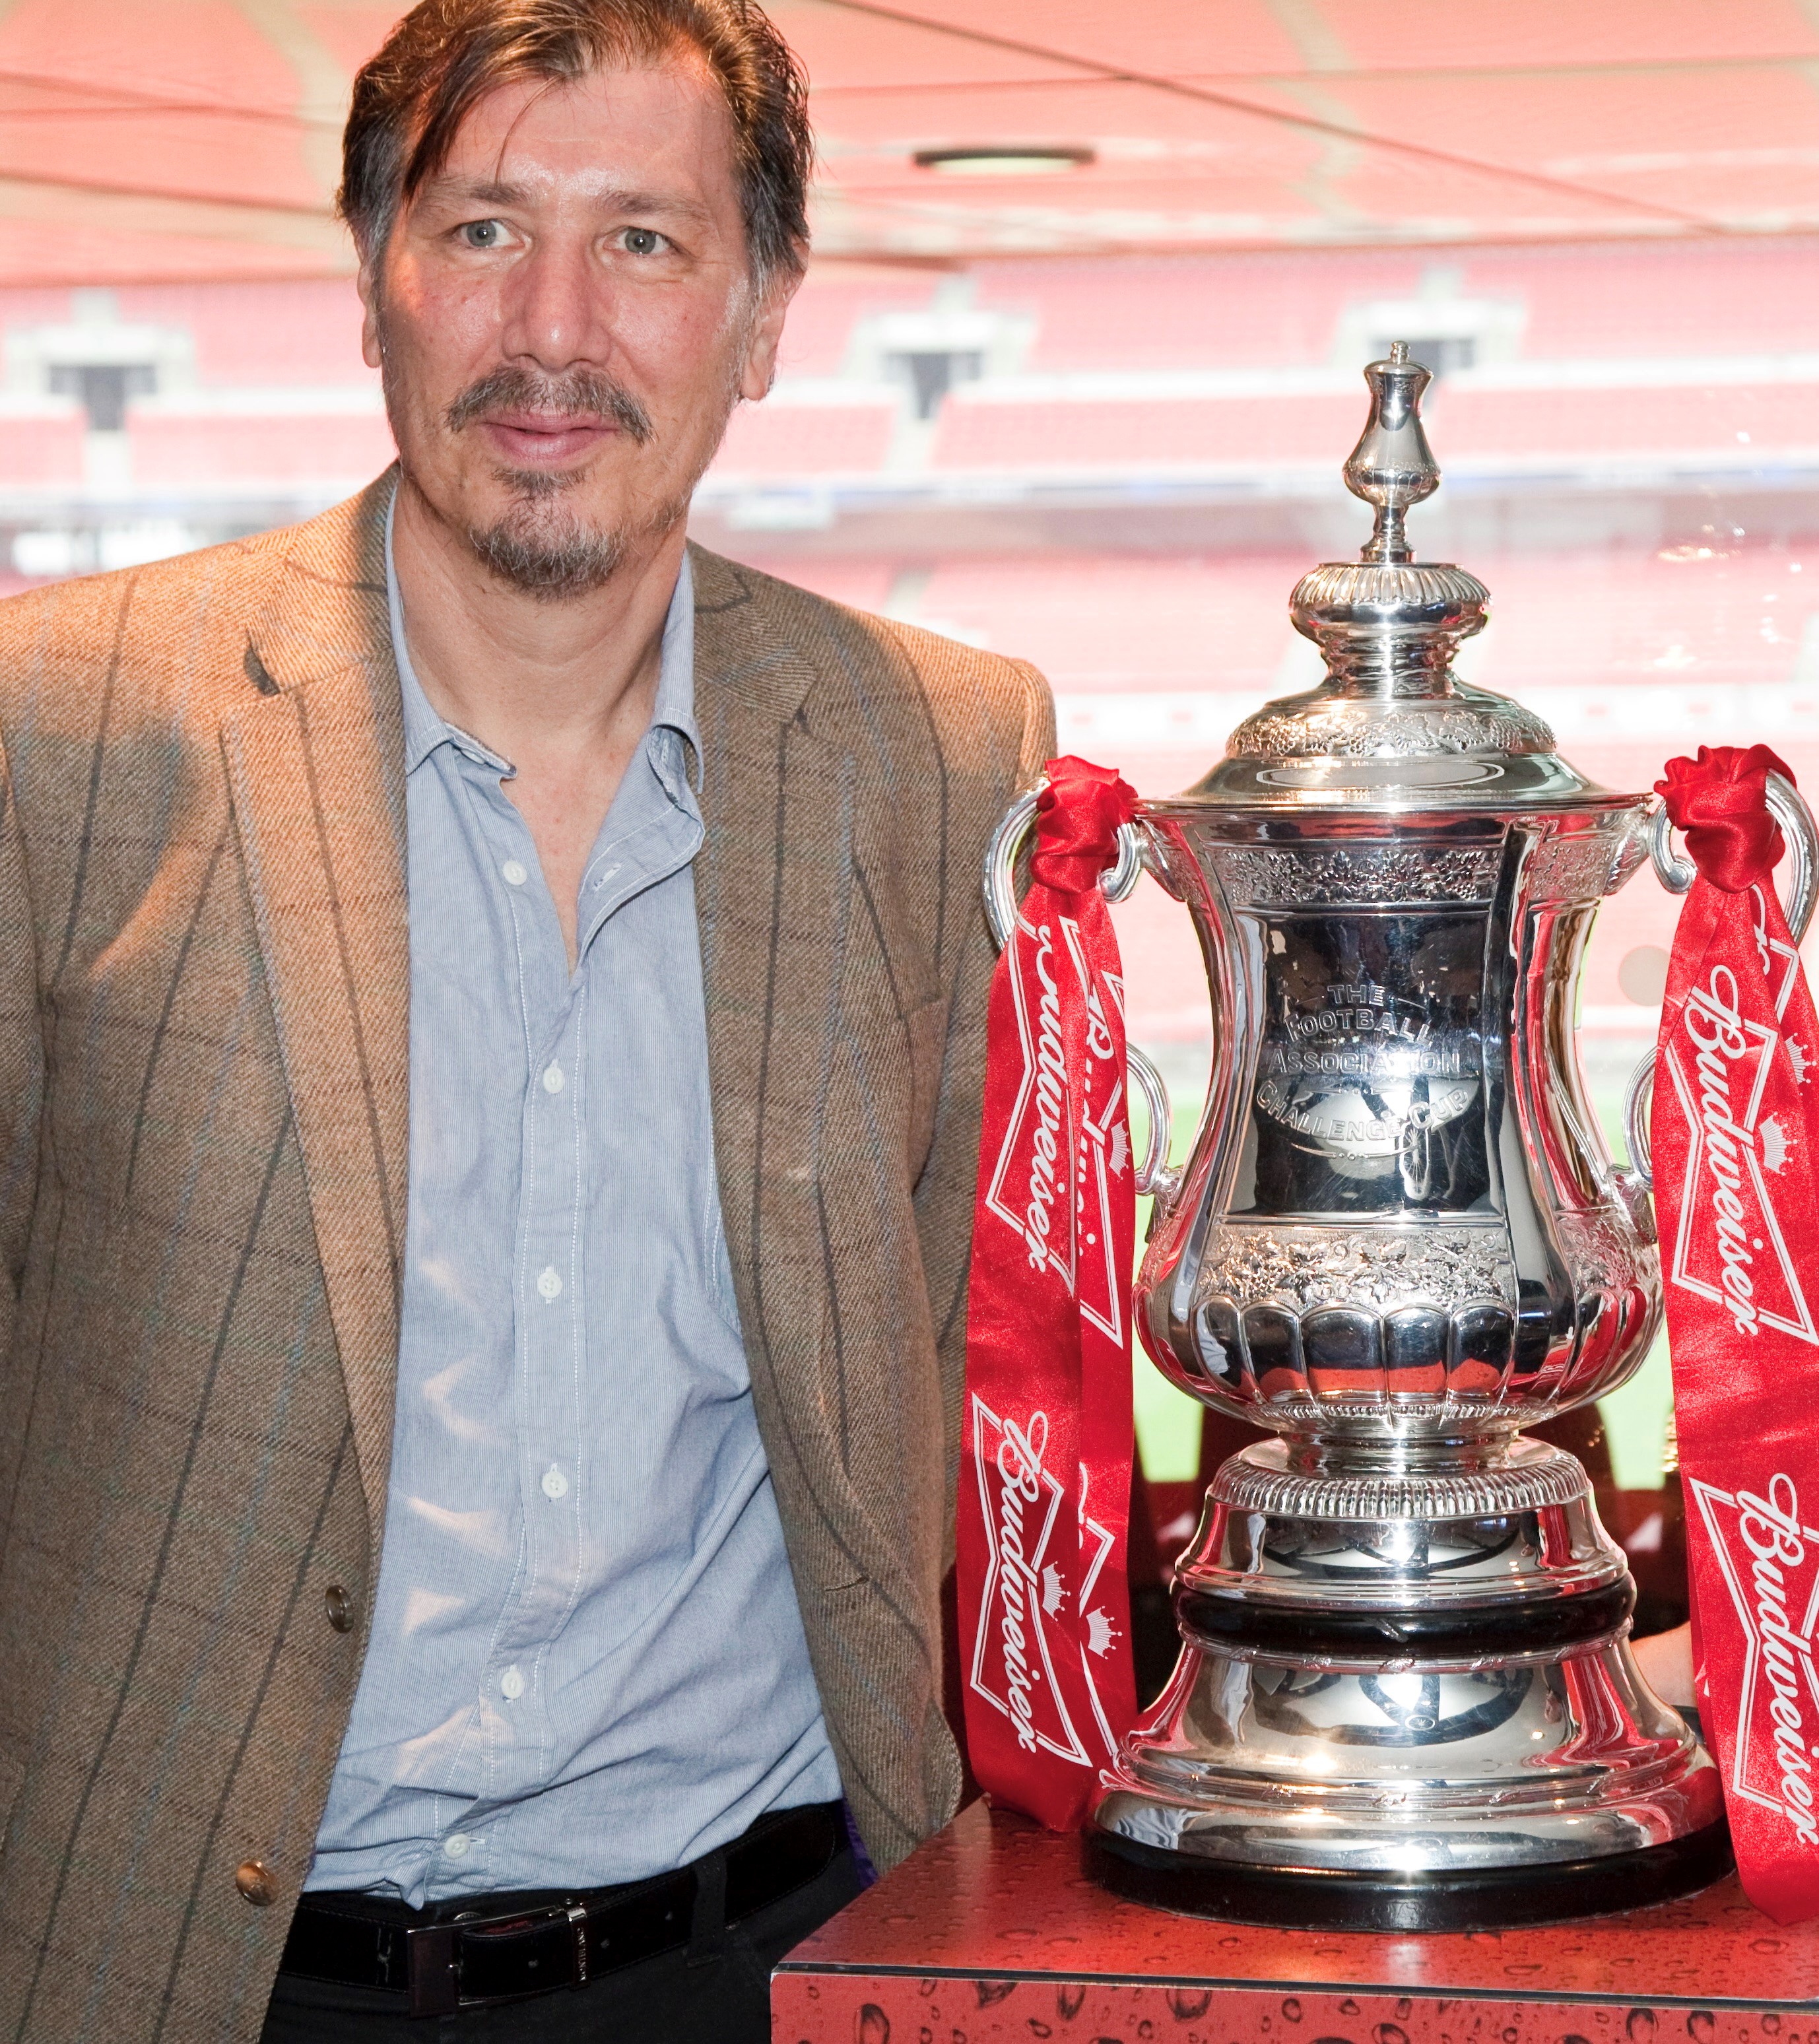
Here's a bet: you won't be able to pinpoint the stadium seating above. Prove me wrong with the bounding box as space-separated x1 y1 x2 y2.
1435 381 1819 459
127 408 395 490
967 253 1427 371
708 399 898 478
5 236 1819 1052
931 392 1367 472
116 280 374 384
0 408 86 488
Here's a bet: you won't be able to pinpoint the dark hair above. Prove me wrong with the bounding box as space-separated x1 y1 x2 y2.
340 0 811 282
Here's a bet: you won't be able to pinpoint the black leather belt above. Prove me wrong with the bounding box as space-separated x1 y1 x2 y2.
280 1800 846 2018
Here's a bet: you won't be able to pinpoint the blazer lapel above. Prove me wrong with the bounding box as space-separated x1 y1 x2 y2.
689 545 875 1585
220 482 411 1543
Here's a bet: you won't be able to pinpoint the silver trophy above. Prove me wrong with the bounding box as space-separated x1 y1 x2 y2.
985 344 1819 1929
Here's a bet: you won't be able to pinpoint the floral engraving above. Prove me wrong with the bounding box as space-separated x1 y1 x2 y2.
1554 1203 1657 1301
1199 1223 1517 1315
1210 843 1503 907
1519 823 1649 904
1230 699 1553 762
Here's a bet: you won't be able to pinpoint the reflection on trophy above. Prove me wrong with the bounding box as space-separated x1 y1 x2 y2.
989 344 1819 1929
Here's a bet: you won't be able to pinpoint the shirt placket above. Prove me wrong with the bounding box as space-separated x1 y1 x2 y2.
442 756 589 1880
428 727 701 1886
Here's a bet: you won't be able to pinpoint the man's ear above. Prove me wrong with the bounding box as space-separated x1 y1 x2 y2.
356 244 384 371
737 265 804 403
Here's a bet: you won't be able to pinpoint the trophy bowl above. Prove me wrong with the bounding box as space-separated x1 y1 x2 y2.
985 345 1817 1929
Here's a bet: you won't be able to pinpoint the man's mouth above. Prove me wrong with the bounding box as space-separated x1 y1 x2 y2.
445 369 655 451
475 412 623 465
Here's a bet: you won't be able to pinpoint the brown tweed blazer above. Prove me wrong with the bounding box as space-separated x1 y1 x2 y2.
0 474 1053 2043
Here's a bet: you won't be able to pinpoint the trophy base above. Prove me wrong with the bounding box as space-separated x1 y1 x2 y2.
1089 1437 1729 1929
1086 1820 1734 1932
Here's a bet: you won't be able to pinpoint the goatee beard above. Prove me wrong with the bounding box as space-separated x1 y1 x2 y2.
384 359 675 601
444 366 659 601
380 323 752 600
467 470 638 602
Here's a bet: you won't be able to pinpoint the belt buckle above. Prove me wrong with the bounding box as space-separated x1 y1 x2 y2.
405 1923 458 2018
406 1901 591 2016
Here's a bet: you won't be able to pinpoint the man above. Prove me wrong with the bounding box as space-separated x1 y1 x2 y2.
0 2 1052 2037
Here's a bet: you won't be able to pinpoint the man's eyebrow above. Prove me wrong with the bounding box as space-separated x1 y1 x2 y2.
418 175 715 226
429 177 535 208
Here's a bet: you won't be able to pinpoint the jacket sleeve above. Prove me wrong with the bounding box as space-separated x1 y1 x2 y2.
0 725 44 1517
912 659 1056 1568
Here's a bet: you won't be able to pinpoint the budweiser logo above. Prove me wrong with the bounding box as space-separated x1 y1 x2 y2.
982 916 1131 1346
1663 898 1816 1346
967 1395 1120 1767
1690 1472 1819 1847
1021 926 1070 1274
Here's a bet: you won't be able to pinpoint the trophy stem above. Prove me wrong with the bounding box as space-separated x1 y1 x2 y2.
1283 1427 1525 1478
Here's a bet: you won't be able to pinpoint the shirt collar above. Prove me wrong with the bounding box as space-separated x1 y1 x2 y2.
384 485 698 780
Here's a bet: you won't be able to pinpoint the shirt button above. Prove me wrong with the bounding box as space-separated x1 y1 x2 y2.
542 1063 564 1094
501 1665 525 1701
323 1583 354 1634
541 1465 569 1500
236 1860 278 1907
537 1267 562 1301
444 1833 471 1860
501 859 528 886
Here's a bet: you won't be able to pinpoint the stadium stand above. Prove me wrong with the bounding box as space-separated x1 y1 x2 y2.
5 236 1819 1044
968 253 1432 371
0 407 86 489
711 398 900 478
128 408 395 490
931 391 1368 473
115 280 376 385
1469 244 1819 360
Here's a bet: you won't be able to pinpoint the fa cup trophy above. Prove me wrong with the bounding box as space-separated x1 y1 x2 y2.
985 344 1819 1929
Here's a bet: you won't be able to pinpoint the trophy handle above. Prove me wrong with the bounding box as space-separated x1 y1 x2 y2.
981 783 1179 1206
1623 770 1819 1189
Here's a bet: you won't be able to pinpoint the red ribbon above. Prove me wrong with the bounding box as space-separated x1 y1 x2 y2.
1652 744 1819 1922
1660 744 1791 892
956 755 1141 1828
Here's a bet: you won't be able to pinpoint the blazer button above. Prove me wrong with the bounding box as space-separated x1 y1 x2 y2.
323 1584 354 1633
236 1860 278 1907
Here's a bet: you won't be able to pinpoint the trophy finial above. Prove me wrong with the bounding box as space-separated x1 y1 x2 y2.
1273 343 1491 706
1344 339 1439 565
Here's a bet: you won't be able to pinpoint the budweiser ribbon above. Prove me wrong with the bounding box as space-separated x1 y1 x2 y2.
1653 744 1819 1923
957 756 1142 1829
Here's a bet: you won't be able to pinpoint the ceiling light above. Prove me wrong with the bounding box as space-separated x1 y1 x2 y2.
912 147 1095 178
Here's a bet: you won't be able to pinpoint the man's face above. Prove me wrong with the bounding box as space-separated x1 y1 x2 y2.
360 53 794 597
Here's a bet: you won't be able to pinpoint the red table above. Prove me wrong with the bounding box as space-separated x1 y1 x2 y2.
774 1803 1819 2043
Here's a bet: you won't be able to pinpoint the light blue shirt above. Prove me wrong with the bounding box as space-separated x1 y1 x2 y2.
307 514 841 1903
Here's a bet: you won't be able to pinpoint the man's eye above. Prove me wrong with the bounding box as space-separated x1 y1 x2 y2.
459 220 508 249
620 228 668 256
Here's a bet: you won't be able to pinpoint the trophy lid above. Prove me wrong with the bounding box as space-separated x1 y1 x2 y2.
1176 343 1606 812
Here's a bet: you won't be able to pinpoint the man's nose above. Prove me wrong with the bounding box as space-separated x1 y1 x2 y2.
499 236 614 372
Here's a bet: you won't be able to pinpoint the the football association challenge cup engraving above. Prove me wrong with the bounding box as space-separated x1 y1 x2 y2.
984 343 1819 1930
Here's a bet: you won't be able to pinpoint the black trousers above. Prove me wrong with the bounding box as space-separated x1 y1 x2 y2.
260 1843 861 2044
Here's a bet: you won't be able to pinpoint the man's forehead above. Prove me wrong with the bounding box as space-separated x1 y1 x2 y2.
430 51 732 171
408 56 739 220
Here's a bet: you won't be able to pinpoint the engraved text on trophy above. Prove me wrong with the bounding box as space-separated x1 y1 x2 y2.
1239 912 1490 1216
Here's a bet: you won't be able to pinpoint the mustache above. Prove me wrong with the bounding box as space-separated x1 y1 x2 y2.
444 367 653 446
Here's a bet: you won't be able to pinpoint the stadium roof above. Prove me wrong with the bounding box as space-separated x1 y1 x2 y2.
7 0 1819 282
